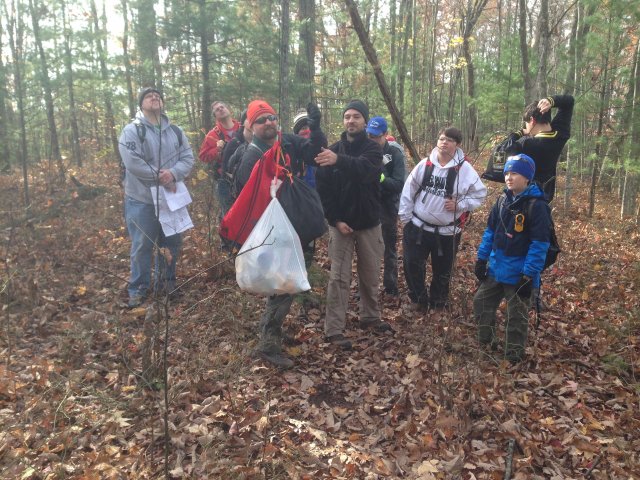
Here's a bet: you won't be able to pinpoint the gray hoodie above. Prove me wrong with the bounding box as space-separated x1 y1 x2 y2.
118 112 194 204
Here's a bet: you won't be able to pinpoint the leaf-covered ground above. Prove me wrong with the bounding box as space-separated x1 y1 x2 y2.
1 163 638 479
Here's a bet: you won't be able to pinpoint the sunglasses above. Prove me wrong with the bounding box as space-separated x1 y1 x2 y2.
254 114 278 125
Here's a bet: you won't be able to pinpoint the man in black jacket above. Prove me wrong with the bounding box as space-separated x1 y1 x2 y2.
366 116 406 298
506 94 574 201
315 100 392 350
235 100 326 369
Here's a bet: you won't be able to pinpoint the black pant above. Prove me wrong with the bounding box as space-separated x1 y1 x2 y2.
380 207 399 295
402 222 461 307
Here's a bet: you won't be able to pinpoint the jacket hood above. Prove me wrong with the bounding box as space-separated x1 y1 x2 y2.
428 146 465 168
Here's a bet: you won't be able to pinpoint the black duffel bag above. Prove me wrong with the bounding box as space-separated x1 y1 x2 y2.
278 175 328 246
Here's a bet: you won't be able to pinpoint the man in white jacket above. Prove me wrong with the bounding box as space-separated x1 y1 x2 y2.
399 127 486 311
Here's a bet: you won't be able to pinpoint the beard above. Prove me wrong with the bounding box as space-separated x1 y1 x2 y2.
259 126 278 141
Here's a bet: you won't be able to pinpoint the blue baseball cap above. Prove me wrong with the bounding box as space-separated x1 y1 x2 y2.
504 154 536 181
366 116 388 136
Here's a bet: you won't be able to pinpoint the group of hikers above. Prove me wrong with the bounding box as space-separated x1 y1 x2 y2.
118 87 574 368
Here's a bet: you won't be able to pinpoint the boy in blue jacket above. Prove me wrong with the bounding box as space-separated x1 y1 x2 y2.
473 154 551 363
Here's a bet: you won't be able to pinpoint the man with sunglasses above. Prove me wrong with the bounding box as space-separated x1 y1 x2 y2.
234 99 326 369
365 116 406 300
233 100 325 194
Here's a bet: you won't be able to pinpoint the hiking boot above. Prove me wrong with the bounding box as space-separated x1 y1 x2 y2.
505 350 524 365
325 334 352 350
360 319 395 333
407 302 429 313
127 296 144 308
282 332 301 346
255 350 294 369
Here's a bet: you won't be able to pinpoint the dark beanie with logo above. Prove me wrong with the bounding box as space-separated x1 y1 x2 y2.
138 87 163 108
343 99 369 122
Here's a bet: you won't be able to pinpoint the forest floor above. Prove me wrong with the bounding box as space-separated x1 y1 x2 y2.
0 160 639 480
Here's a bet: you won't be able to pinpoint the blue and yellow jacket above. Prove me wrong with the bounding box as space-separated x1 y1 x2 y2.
477 184 551 288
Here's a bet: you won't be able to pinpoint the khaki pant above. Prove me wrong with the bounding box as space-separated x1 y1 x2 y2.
324 225 384 337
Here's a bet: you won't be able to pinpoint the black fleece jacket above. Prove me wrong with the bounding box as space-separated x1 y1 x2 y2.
315 130 383 231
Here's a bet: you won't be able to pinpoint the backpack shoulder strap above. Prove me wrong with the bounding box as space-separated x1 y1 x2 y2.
133 119 146 144
412 160 434 202
170 124 183 147
497 192 507 215
421 160 434 190
444 158 465 197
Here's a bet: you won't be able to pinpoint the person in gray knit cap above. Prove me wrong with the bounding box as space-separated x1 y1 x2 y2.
118 87 194 307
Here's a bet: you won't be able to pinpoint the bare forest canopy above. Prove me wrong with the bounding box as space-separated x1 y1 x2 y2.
0 0 639 218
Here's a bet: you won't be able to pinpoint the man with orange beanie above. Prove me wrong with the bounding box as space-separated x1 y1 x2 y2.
234 99 327 369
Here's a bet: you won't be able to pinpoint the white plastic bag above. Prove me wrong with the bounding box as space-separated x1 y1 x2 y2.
235 182 310 295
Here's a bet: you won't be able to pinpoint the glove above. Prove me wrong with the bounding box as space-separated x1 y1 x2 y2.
474 260 487 282
306 103 321 131
380 173 385 183
515 275 532 299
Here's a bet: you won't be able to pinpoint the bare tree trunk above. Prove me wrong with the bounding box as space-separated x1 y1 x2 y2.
136 0 162 88
344 0 420 163
0 13 11 172
622 41 640 218
425 0 439 142
588 16 613 218
397 0 411 116
6 0 29 206
198 0 211 131
90 0 121 165
389 0 397 102
279 0 291 130
29 0 65 184
460 0 489 152
120 0 135 119
410 0 417 138
295 0 316 107
535 0 549 97
61 0 82 168
518 0 534 104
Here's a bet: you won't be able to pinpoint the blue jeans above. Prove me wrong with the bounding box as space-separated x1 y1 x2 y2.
125 196 182 300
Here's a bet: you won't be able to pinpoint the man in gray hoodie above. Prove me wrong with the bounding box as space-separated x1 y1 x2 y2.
118 87 195 307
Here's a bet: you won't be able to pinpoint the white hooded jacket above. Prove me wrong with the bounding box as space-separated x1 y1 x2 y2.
398 147 487 235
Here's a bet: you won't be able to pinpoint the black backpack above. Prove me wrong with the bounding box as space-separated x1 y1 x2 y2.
482 135 516 183
497 195 560 270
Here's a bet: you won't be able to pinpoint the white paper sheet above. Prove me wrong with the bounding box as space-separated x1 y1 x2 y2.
150 182 194 236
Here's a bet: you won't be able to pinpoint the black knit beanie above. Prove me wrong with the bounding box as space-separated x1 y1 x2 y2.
138 87 163 108
343 99 369 122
